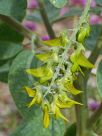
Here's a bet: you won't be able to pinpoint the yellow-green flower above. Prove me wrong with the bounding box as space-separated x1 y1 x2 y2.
43 32 68 47
57 78 81 95
63 78 82 95
56 93 82 109
24 86 36 97
26 65 53 83
70 49 95 74
24 86 42 108
51 102 68 122
36 51 58 63
77 24 90 43
43 104 50 128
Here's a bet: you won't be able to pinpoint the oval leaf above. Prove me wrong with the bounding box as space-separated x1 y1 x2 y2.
8 50 40 119
10 111 65 136
0 41 23 60
0 0 27 21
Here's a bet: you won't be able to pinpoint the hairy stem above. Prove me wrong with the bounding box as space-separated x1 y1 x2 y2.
0 14 33 39
38 0 55 38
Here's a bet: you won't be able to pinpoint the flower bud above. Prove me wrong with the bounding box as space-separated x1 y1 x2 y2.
41 36 50 41
43 103 50 128
90 15 101 25
27 0 38 9
88 99 100 111
23 20 37 31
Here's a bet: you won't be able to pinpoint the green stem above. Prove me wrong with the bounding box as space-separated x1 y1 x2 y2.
38 0 55 39
0 14 33 39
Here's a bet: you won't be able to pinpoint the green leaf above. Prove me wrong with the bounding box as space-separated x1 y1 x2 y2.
0 60 11 83
0 0 27 21
49 0 68 8
0 41 23 60
0 1 26 44
97 61 102 97
8 50 41 118
0 22 24 43
85 25 102 51
10 110 65 136
64 123 76 136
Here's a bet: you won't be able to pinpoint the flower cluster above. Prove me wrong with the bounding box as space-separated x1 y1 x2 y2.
24 23 94 128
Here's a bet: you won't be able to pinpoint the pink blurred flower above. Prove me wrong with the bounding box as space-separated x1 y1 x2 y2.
90 15 101 25
88 99 100 111
91 0 96 8
60 7 69 16
23 20 37 31
27 0 38 9
70 0 96 7
41 36 50 41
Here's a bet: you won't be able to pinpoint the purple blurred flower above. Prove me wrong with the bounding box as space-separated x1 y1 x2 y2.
70 0 96 7
88 99 100 111
60 7 69 16
41 36 50 41
91 0 96 8
90 15 101 25
27 0 38 9
23 20 37 31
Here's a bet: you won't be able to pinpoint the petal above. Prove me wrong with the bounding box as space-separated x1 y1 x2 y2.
36 52 53 61
56 99 83 108
24 86 36 97
43 35 68 47
26 66 53 78
77 53 95 68
40 68 53 83
36 92 42 104
27 96 37 108
63 80 82 95
36 52 58 62
43 106 50 128
55 106 68 122
43 37 62 46
77 30 86 43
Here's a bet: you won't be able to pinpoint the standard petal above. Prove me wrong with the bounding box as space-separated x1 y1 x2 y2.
63 80 82 95
24 86 36 97
27 96 37 108
26 66 53 78
77 53 95 68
